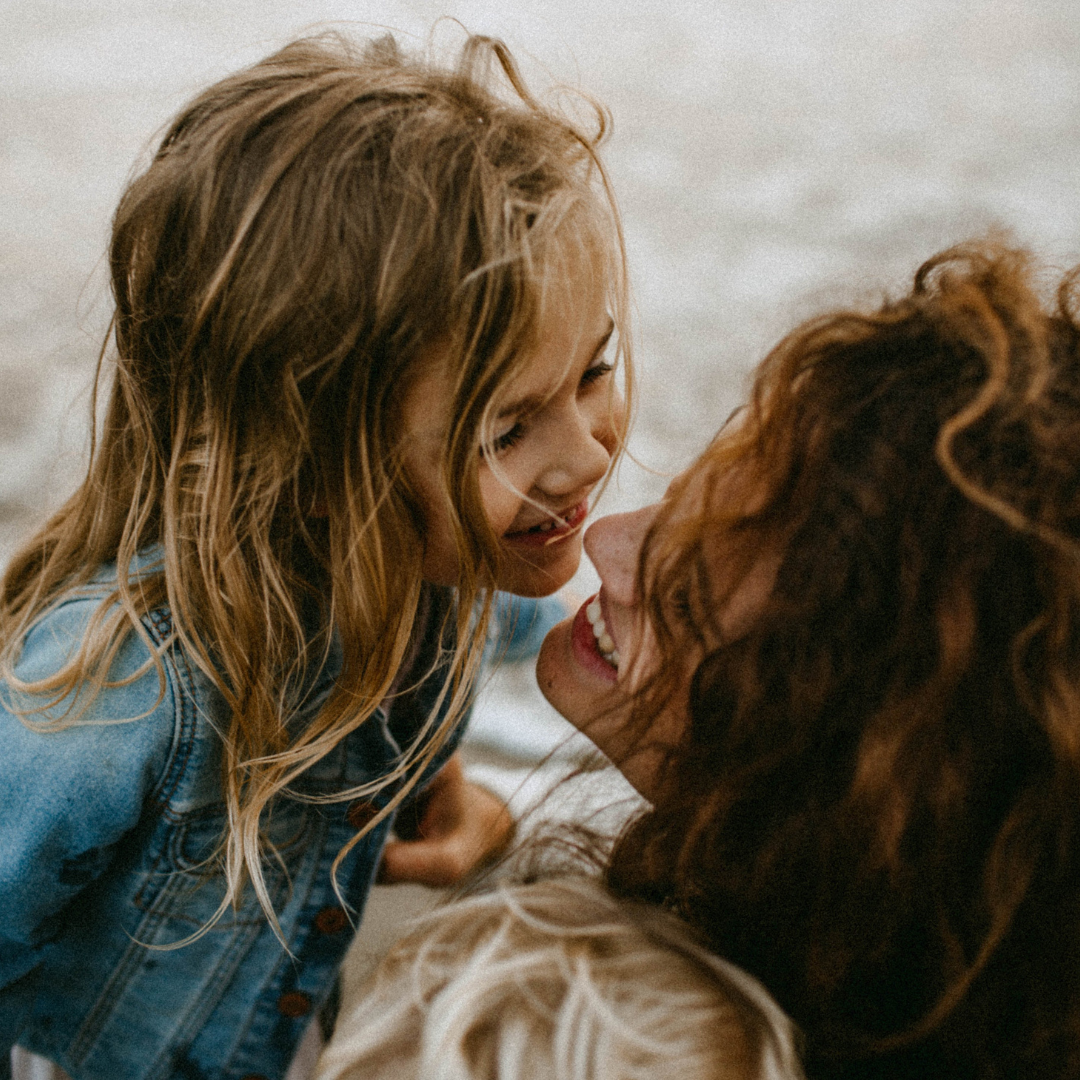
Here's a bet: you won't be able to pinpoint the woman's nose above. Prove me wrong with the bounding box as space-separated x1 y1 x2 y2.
583 504 659 605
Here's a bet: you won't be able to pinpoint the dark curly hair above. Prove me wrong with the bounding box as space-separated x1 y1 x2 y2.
606 243 1080 1078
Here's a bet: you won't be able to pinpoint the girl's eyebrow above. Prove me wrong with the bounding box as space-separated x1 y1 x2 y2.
496 318 616 420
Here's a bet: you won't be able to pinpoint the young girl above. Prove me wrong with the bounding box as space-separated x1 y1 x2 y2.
0 31 628 1080
314 877 803 1080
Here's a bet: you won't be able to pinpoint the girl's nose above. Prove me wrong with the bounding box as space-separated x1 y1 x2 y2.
539 388 624 498
583 504 659 606
538 426 614 499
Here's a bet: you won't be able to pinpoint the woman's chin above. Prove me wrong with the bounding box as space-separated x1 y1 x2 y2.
536 617 581 723
537 615 673 800
536 606 618 731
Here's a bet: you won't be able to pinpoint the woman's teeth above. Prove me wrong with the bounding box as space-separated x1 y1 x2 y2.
585 598 620 669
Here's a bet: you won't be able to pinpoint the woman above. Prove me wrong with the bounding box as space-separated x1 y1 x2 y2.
538 242 1080 1078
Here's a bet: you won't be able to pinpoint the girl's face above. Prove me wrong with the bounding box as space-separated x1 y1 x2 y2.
403 267 622 597
536 458 777 797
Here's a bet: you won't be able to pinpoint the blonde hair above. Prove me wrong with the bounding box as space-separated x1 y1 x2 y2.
316 877 803 1080
0 32 629 936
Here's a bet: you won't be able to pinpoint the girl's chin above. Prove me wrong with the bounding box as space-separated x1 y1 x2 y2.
492 536 584 597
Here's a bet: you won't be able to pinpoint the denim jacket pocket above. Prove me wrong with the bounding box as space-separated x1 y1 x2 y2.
131 798 313 932
67 800 330 1076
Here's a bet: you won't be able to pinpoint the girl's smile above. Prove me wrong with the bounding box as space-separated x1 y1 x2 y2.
501 498 589 546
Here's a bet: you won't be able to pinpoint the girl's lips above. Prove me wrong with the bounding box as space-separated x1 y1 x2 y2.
502 501 589 549
570 593 619 684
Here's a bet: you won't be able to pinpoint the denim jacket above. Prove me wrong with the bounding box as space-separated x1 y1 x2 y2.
0 559 561 1080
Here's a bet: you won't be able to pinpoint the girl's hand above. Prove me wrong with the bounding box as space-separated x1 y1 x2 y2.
378 753 514 887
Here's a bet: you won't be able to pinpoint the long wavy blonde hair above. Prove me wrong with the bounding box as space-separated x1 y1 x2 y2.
0 32 629 933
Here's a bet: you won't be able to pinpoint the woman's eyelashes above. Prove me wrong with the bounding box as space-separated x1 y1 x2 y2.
668 585 697 629
668 579 711 638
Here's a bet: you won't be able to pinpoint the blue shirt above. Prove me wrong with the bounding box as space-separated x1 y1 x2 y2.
0 563 562 1080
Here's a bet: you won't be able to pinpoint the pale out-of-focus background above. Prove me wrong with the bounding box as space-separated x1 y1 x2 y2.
4 0 1080 762
6 5 1080 1057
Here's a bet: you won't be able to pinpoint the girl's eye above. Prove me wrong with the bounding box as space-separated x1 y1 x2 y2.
486 422 526 455
580 360 614 388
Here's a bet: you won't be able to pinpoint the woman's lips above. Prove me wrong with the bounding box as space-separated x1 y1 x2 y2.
570 593 619 684
503 501 589 549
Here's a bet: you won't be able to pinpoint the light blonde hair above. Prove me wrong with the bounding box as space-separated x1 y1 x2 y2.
316 877 803 1080
0 32 629 937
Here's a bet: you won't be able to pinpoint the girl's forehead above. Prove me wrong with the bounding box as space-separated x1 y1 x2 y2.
532 230 611 324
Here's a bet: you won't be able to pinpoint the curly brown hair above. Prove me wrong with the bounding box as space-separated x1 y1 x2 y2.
607 243 1080 1078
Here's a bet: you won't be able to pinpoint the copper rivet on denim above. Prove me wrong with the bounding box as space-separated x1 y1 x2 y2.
313 906 348 934
276 991 312 1018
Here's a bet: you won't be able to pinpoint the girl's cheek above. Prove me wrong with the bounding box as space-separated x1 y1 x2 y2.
478 464 526 535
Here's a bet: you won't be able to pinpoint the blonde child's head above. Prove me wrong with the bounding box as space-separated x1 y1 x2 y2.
316 877 803 1080
2 33 628 925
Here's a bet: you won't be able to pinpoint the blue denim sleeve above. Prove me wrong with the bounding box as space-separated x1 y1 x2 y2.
486 593 568 663
0 598 175 990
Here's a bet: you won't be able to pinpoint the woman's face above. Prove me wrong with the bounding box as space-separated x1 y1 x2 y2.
536 457 777 798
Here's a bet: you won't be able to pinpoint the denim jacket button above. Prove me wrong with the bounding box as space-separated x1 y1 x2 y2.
346 799 379 830
276 991 312 1018
314 906 349 934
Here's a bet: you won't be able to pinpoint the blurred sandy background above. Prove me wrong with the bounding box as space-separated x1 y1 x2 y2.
4 0 1080 761
5 7 1080 1067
